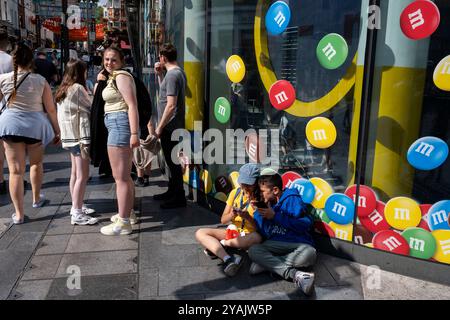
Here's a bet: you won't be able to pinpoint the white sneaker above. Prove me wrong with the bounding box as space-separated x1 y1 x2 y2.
111 210 138 225
32 194 46 208
82 206 96 215
249 262 266 275
294 271 315 296
101 219 132 236
11 213 24 225
71 214 99 226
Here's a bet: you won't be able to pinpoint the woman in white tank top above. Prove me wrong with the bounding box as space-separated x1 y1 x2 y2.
0 43 60 224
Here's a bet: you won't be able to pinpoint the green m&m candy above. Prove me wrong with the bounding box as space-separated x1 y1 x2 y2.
401 227 437 260
316 33 349 70
313 208 331 224
214 97 231 124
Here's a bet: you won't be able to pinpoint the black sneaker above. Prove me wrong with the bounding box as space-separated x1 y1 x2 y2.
0 181 7 195
134 177 145 187
203 248 218 260
222 255 243 277
153 191 171 201
160 198 187 209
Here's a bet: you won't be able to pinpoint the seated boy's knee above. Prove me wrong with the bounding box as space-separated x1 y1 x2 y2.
248 244 264 259
303 246 317 266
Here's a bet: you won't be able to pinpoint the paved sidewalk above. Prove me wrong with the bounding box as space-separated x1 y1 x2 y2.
0 147 449 300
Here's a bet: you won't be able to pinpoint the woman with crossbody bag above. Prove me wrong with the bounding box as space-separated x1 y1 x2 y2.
0 43 61 224
55 59 98 226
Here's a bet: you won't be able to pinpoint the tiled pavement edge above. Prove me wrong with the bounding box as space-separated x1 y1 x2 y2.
1 147 450 300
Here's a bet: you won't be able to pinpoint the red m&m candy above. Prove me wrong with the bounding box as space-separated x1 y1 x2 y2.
269 80 296 111
373 230 410 256
400 0 440 40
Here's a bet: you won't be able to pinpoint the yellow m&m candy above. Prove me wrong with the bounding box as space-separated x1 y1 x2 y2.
306 117 337 149
226 55 246 83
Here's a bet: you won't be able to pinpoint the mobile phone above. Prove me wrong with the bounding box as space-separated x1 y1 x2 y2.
253 201 268 209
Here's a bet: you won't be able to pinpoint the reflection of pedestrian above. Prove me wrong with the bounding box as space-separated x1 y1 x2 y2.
230 83 246 129
304 139 314 165
280 115 296 163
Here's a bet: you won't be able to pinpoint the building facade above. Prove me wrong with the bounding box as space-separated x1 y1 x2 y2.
129 0 450 284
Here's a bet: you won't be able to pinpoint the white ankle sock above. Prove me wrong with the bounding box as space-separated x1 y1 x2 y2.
223 255 231 263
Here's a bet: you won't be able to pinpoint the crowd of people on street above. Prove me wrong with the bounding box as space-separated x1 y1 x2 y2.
0 30 317 295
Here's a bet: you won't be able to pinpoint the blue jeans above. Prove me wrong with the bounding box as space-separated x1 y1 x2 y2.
104 112 131 147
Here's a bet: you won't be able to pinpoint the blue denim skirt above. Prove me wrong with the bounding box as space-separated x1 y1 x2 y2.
104 112 131 147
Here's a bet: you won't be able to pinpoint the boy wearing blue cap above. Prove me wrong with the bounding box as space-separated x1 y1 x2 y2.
195 164 262 277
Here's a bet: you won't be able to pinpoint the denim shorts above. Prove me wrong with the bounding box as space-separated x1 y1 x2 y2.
65 145 81 156
104 112 131 147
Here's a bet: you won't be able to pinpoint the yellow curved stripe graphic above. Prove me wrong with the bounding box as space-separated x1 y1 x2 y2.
254 1 357 118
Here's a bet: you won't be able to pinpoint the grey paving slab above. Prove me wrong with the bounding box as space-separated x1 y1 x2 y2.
158 266 254 297
0 219 10 236
0 250 35 300
0 228 19 250
46 274 138 300
360 265 450 300
140 244 199 269
319 253 364 287
313 286 364 300
10 280 53 300
21 255 63 281
3 232 42 252
204 291 291 300
45 214 74 236
35 234 71 256
144 294 205 300
55 250 138 278
138 268 159 298
65 233 138 253
162 226 205 246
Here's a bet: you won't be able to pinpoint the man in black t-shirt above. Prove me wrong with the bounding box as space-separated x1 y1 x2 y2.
34 48 58 85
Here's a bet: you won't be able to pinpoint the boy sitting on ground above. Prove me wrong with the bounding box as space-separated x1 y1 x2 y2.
195 164 262 277
249 171 317 296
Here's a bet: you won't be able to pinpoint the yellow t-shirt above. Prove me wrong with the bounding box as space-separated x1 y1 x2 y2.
102 70 135 114
226 188 256 234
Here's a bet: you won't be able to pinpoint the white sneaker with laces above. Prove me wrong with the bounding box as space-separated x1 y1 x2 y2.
111 210 138 225
294 271 315 296
71 213 99 226
82 206 96 215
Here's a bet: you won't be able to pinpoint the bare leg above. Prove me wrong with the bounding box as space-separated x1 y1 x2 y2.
195 228 229 260
27 142 44 204
4 141 26 219
222 232 263 250
108 146 133 219
71 154 90 210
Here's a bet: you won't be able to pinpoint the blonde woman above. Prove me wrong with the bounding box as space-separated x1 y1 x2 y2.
0 43 60 224
99 47 140 236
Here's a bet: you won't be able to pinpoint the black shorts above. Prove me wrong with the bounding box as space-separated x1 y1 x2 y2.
2 135 41 145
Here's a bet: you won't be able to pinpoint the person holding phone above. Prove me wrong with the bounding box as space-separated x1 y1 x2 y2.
195 164 262 277
249 172 317 296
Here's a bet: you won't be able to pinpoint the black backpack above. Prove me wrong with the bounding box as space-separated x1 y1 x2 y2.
113 70 152 139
